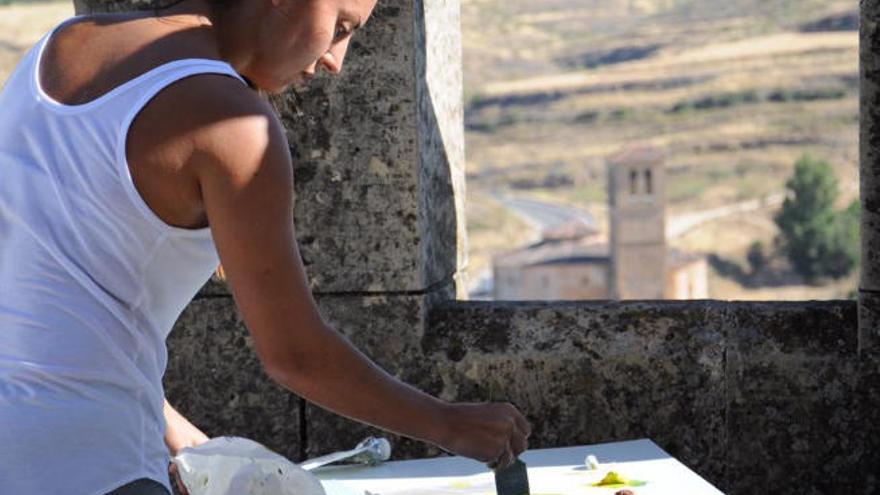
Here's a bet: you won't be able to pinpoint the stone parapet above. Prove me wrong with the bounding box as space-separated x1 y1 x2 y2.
166 298 873 494
724 303 862 493
863 0 880 294
426 300 871 495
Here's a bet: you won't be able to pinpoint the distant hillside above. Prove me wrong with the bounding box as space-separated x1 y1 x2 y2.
460 0 859 300
461 0 854 88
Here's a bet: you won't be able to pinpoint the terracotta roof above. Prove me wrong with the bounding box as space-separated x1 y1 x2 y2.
494 238 610 268
494 239 705 272
606 145 665 165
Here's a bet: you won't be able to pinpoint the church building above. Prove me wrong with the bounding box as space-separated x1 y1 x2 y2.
493 146 708 300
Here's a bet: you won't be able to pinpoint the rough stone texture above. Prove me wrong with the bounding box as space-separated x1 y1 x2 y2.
164 297 304 461
277 0 466 295
416 0 469 298
427 301 728 487
860 290 880 356
425 300 871 495
863 0 880 294
862 0 880 356
725 302 863 494
856 354 880 491
74 0 152 13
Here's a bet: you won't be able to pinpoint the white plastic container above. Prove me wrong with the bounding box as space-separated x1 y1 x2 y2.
173 437 327 495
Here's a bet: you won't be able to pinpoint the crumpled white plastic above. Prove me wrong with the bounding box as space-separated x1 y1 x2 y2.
172 436 326 495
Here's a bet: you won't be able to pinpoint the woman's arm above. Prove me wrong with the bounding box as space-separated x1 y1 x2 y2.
163 398 209 456
180 77 528 467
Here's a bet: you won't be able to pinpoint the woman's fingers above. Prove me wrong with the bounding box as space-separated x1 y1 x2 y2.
169 462 189 495
513 410 531 440
488 443 514 471
441 402 533 468
509 423 528 458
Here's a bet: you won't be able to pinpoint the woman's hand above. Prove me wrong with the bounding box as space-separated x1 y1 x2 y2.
164 400 209 495
437 402 531 470
163 399 210 456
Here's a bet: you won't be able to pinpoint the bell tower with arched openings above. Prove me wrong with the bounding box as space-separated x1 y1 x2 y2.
607 146 667 299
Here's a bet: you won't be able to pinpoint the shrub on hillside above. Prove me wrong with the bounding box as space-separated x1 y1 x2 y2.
774 155 859 280
746 241 767 275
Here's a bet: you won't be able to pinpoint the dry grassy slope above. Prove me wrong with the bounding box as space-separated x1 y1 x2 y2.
0 1 73 84
461 0 852 89
461 0 859 299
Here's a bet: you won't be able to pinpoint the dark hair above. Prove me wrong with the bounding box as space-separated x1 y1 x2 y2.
145 0 234 12
144 0 256 90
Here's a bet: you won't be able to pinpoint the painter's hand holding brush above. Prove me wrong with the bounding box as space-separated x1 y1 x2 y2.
437 402 531 470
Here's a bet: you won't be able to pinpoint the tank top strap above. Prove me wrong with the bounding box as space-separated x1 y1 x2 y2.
111 59 249 238
118 58 249 119
31 15 249 114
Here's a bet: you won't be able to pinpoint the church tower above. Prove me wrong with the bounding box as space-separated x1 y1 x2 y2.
607 147 667 299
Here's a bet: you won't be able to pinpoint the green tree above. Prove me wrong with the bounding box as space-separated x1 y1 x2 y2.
828 199 860 276
774 155 859 280
746 241 766 275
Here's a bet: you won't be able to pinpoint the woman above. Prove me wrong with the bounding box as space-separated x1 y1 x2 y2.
0 0 530 493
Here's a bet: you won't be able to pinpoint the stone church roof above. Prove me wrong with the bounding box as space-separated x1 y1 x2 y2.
606 145 665 165
494 237 706 271
494 238 610 268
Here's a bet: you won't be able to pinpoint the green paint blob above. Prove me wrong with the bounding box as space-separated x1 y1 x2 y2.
591 471 647 489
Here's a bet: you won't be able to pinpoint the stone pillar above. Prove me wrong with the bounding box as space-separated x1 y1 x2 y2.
276 0 467 296
859 2 880 486
283 0 468 458
861 0 880 357
75 0 468 460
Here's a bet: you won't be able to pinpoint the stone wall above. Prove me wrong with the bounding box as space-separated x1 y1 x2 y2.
424 300 878 494
166 297 877 494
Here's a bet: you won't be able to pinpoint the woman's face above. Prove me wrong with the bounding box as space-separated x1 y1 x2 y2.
245 0 376 93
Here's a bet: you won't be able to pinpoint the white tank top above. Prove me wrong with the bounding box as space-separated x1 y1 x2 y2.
0 16 247 494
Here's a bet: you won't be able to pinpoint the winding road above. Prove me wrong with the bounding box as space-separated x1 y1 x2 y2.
490 192 598 231
491 191 784 240
468 191 785 298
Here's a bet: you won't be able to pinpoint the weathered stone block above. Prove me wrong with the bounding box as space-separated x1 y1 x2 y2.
425 301 728 488
863 0 880 292
279 0 466 295
73 0 149 13
165 297 304 461
725 302 862 494
727 302 857 357
860 290 880 355
856 354 880 493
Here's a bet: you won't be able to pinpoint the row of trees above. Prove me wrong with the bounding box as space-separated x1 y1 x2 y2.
772 154 859 280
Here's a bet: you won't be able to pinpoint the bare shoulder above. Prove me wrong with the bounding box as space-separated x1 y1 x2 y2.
134 73 292 191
